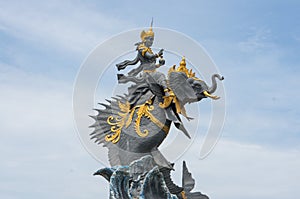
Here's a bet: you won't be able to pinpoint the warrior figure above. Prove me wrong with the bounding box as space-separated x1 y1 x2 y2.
116 20 168 93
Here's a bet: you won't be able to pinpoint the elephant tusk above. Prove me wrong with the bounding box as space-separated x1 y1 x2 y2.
203 91 220 100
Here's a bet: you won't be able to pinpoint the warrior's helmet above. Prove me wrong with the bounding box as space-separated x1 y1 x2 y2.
140 19 154 41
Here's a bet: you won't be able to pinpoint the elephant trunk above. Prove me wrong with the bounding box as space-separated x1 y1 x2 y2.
208 74 224 94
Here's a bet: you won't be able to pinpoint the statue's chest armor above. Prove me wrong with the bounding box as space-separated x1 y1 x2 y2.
138 53 156 65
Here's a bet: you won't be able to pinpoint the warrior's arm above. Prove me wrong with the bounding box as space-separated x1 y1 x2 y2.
144 49 164 59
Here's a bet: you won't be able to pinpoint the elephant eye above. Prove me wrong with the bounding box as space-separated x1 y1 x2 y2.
193 83 202 89
187 78 194 84
193 82 199 86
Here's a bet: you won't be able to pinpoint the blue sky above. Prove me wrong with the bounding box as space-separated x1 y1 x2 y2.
1 0 300 198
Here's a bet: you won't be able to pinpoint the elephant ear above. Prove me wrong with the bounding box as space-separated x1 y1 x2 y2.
168 72 198 105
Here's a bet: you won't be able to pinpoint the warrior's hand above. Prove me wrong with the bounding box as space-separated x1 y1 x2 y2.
157 49 164 57
159 58 165 66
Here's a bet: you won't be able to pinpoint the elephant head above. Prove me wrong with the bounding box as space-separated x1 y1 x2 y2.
168 59 224 106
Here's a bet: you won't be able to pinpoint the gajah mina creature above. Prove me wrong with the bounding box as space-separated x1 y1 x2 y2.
90 21 224 199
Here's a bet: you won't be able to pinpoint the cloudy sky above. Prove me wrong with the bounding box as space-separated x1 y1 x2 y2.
1 0 300 199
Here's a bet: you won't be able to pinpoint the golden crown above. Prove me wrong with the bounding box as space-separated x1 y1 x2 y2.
175 57 196 78
140 19 154 41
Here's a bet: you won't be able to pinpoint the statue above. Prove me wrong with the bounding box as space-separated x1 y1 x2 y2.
90 22 224 199
116 19 169 104
116 19 165 85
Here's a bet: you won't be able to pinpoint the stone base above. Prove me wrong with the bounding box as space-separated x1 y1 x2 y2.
94 155 209 199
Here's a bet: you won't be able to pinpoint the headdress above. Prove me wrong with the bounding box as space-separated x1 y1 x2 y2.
176 57 196 78
140 19 154 41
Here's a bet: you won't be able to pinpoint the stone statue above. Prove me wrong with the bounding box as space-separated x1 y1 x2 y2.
90 22 224 199
116 19 168 94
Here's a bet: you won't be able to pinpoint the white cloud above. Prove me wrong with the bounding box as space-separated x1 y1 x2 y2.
0 1 135 55
202 32 300 147
238 27 275 52
172 139 300 199
0 63 72 134
0 63 108 198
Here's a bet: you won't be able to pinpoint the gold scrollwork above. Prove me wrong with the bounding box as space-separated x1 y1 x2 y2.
135 101 150 137
135 99 169 137
105 101 130 144
181 191 187 199
106 99 169 144
159 90 188 118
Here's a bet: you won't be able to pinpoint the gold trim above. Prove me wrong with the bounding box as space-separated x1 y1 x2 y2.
143 69 156 73
135 99 169 137
140 19 154 41
105 101 131 143
181 191 188 199
168 57 201 80
106 99 169 144
159 90 188 118
135 101 151 137
177 57 196 78
138 43 154 56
